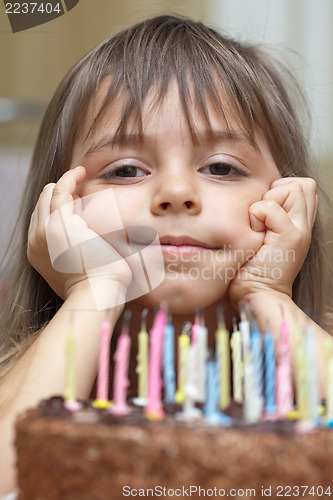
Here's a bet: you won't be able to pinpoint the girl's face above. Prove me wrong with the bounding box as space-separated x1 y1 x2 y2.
71 81 280 315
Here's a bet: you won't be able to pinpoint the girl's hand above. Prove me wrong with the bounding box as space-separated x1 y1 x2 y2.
228 177 318 308
27 167 132 305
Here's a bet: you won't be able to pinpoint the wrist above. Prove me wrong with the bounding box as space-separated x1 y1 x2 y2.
238 290 294 332
64 278 128 313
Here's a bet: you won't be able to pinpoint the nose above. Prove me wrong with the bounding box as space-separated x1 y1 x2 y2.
151 172 202 216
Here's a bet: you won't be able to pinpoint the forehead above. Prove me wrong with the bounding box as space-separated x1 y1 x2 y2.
77 78 254 148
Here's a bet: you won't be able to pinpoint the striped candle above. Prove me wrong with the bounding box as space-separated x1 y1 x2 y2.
276 308 293 418
231 318 243 403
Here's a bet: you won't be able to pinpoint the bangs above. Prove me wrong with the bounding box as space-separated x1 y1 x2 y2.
83 16 262 147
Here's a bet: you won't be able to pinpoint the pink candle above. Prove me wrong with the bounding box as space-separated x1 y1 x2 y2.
111 311 132 415
276 308 293 417
94 315 112 407
145 302 168 420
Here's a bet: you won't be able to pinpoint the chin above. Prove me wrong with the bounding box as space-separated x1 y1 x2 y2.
130 278 228 315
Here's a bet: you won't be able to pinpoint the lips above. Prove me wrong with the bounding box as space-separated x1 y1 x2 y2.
158 235 216 250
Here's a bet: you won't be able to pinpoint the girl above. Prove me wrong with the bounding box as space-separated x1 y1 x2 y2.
0 14 332 495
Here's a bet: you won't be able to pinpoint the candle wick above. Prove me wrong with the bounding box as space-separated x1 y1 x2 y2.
239 302 247 323
141 308 149 332
194 305 200 325
182 321 192 336
121 309 132 335
217 305 225 330
160 301 168 314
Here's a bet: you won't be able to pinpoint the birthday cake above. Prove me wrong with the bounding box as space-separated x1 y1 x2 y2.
15 308 333 499
15 397 333 500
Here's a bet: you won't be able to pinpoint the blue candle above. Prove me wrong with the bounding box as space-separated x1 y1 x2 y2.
204 357 232 426
251 322 264 416
264 331 276 415
163 322 176 404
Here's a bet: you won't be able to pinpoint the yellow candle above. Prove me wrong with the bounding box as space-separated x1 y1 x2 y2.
175 324 191 404
136 329 149 402
230 321 243 403
64 328 75 403
216 308 230 410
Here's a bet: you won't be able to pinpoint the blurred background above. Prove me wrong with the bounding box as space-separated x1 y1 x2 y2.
0 0 332 264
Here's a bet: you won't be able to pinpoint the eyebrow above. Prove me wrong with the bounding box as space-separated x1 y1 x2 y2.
82 130 259 159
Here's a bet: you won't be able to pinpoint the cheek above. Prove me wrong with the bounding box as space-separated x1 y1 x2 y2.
77 188 125 234
210 187 265 256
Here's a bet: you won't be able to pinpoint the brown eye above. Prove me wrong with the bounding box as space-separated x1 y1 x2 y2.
208 163 232 175
200 162 247 177
101 166 148 180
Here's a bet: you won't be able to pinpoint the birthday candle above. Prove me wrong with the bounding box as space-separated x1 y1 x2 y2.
163 315 176 404
251 322 264 416
175 322 191 404
238 304 250 351
239 308 260 423
134 309 149 406
111 311 132 416
264 325 276 415
145 302 168 420
275 307 293 418
63 314 82 412
196 313 208 403
190 311 201 401
176 343 202 421
215 306 231 410
204 356 232 426
238 307 251 414
64 328 75 403
230 318 243 403
295 326 309 420
93 312 112 408
305 323 320 422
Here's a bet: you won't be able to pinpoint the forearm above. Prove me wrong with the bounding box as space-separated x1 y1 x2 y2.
7 282 125 410
0 282 125 494
245 291 332 397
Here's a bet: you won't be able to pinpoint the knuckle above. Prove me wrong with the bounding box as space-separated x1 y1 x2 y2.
52 184 64 197
265 199 279 210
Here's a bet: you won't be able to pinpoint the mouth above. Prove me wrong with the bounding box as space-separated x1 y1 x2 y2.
158 235 217 252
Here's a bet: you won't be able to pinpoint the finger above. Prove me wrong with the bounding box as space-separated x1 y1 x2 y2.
38 184 55 226
28 206 39 239
263 180 308 230
28 183 55 241
271 177 317 228
50 166 86 217
249 199 296 235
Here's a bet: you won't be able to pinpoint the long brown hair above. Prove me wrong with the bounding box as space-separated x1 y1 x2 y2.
0 14 331 383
